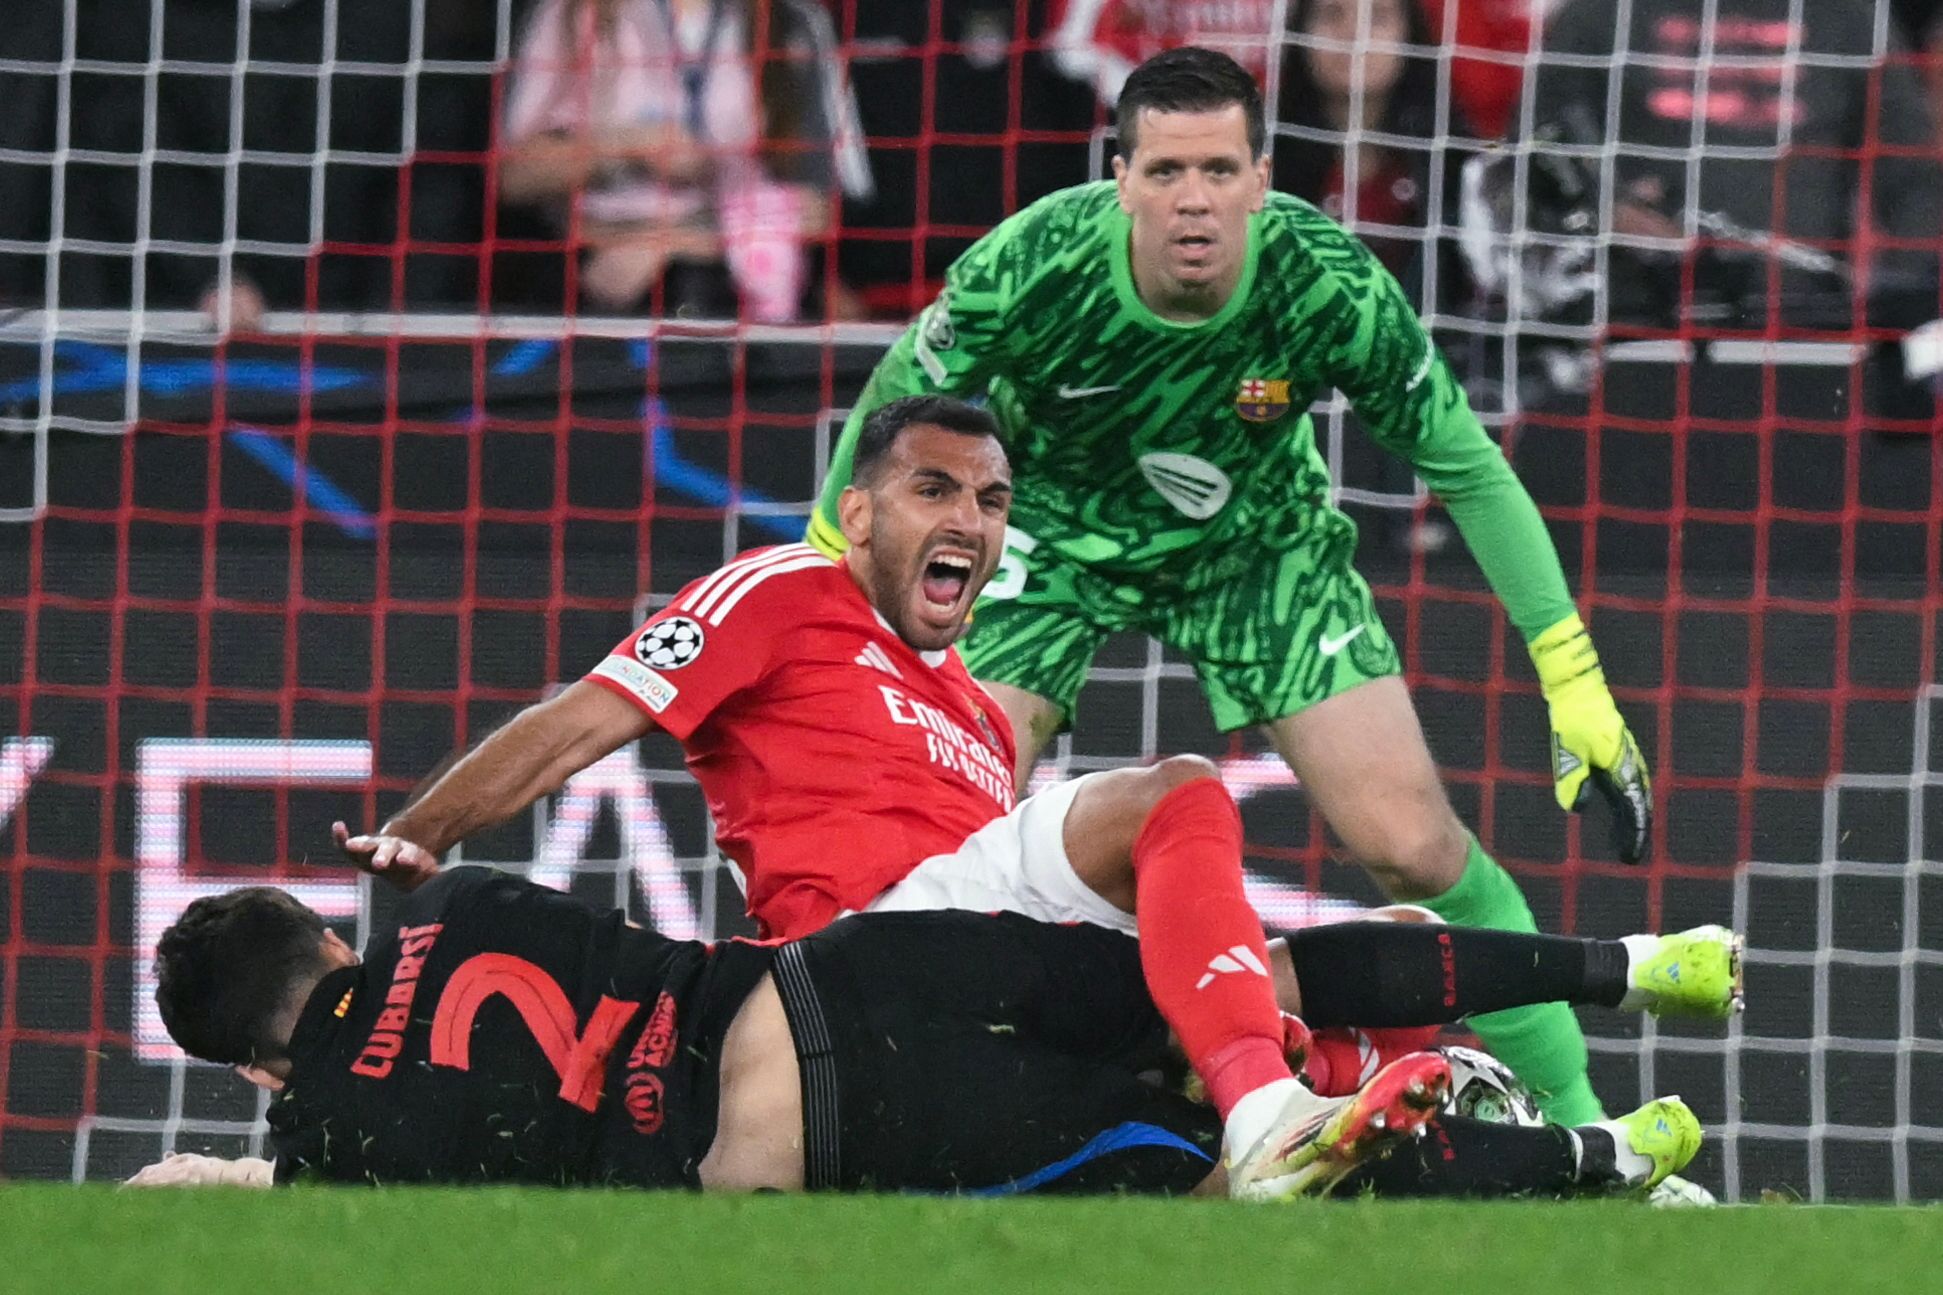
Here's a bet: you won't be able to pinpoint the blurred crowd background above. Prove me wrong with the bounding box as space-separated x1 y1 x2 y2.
3 0 1940 359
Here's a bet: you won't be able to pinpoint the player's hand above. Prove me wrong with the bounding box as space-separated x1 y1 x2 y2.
123 1153 273 1189
332 820 440 892
1529 614 1653 864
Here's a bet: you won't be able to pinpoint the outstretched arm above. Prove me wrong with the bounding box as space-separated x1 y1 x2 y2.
1318 244 1575 641
1321 237 1652 862
335 681 654 890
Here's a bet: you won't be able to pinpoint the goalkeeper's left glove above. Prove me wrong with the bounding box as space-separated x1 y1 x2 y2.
1530 613 1652 864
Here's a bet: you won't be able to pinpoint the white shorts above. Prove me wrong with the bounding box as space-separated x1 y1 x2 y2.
860 772 1138 935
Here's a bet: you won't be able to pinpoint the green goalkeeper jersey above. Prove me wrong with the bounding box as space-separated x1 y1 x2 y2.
810 181 1575 643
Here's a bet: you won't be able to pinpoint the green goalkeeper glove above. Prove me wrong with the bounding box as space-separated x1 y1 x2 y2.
1530 613 1652 864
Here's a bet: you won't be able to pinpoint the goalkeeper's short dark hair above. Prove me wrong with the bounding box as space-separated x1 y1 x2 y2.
851 394 1002 487
154 887 332 1067
1117 47 1265 160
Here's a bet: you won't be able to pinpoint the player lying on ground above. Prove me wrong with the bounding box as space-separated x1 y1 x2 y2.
332 835 1743 1111
808 46 1647 1130
334 394 1733 1198
136 868 1728 1197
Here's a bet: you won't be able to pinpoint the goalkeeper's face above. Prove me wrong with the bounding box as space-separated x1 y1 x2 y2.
1114 105 1268 314
841 425 1011 652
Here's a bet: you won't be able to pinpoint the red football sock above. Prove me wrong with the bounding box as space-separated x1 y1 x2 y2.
1303 1026 1444 1097
1130 777 1293 1120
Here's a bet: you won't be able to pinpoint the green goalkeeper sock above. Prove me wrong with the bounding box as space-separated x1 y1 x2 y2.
1417 837 1607 1126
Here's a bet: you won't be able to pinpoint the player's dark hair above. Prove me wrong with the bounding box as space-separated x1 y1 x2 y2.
1116 47 1266 160
851 394 1002 488
154 887 333 1067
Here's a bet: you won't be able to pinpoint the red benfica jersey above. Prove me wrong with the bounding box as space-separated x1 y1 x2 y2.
584 544 1018 939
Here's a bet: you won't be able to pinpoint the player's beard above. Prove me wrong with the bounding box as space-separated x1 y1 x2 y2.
865 521 979 653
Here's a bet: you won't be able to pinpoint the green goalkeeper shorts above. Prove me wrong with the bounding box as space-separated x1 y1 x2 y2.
962 521 1402 733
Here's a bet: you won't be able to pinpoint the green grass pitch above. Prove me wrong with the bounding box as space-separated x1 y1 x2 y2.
5 1186 1941 1294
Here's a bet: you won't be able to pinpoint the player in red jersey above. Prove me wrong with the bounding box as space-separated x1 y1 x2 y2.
337 394 1449 1199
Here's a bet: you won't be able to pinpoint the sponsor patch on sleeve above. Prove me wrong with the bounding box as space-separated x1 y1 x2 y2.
591 656 679 713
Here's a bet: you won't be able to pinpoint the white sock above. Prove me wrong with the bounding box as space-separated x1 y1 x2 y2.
1616 933 1660 1010
1589 1120 1657 1185
1222 1077 1321 1162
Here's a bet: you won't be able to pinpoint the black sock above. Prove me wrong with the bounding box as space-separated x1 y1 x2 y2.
1570 1124 1621 1187
1335 1115 1586 1198
1283 922 1632 1027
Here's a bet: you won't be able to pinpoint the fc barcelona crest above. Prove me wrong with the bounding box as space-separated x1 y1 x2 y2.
1236 378 1292 423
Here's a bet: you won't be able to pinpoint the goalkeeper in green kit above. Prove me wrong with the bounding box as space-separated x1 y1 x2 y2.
808 48 1649 1129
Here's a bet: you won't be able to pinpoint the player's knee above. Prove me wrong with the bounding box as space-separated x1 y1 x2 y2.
1142 754 1220 806
1072 755 1222 862
1357 815 1469 901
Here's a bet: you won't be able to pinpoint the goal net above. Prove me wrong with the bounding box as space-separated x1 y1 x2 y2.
1 0 1939 1202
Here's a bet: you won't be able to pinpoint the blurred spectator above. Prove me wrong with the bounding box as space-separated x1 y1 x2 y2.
1049 1 1279 102
1274 0 1482 309
1416 0 1535 139
833 2 1099 318
1276 0 1485 555
1052 0 1531 136
498 0 869 320
0 0 412 328
1501 0 1943 337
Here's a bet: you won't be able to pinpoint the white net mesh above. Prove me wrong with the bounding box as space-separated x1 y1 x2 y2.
4 0 1938 1201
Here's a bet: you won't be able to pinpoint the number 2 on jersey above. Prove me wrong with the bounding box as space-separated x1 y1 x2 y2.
429 953 638 1112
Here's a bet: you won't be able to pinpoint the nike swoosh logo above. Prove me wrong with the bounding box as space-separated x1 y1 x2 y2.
1057 384 1121 399
1318 625 1367 656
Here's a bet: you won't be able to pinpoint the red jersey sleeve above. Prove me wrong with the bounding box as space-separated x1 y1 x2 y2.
583 545 828 740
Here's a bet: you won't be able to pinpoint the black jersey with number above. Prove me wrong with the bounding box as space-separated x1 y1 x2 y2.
267 867 776 1187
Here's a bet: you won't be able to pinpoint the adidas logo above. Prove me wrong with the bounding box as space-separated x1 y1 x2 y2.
854 642 901 679
1195 944 1269 990
1352 1029 1380 1085
1550 734 1583 779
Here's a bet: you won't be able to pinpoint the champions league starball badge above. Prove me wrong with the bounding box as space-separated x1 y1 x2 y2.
635 617 706 670
921 291 956 351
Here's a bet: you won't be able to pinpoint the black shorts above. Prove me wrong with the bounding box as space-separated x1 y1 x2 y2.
772 910 1221 1196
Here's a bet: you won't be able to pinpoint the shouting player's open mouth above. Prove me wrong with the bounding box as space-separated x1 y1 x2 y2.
917 545 978 623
